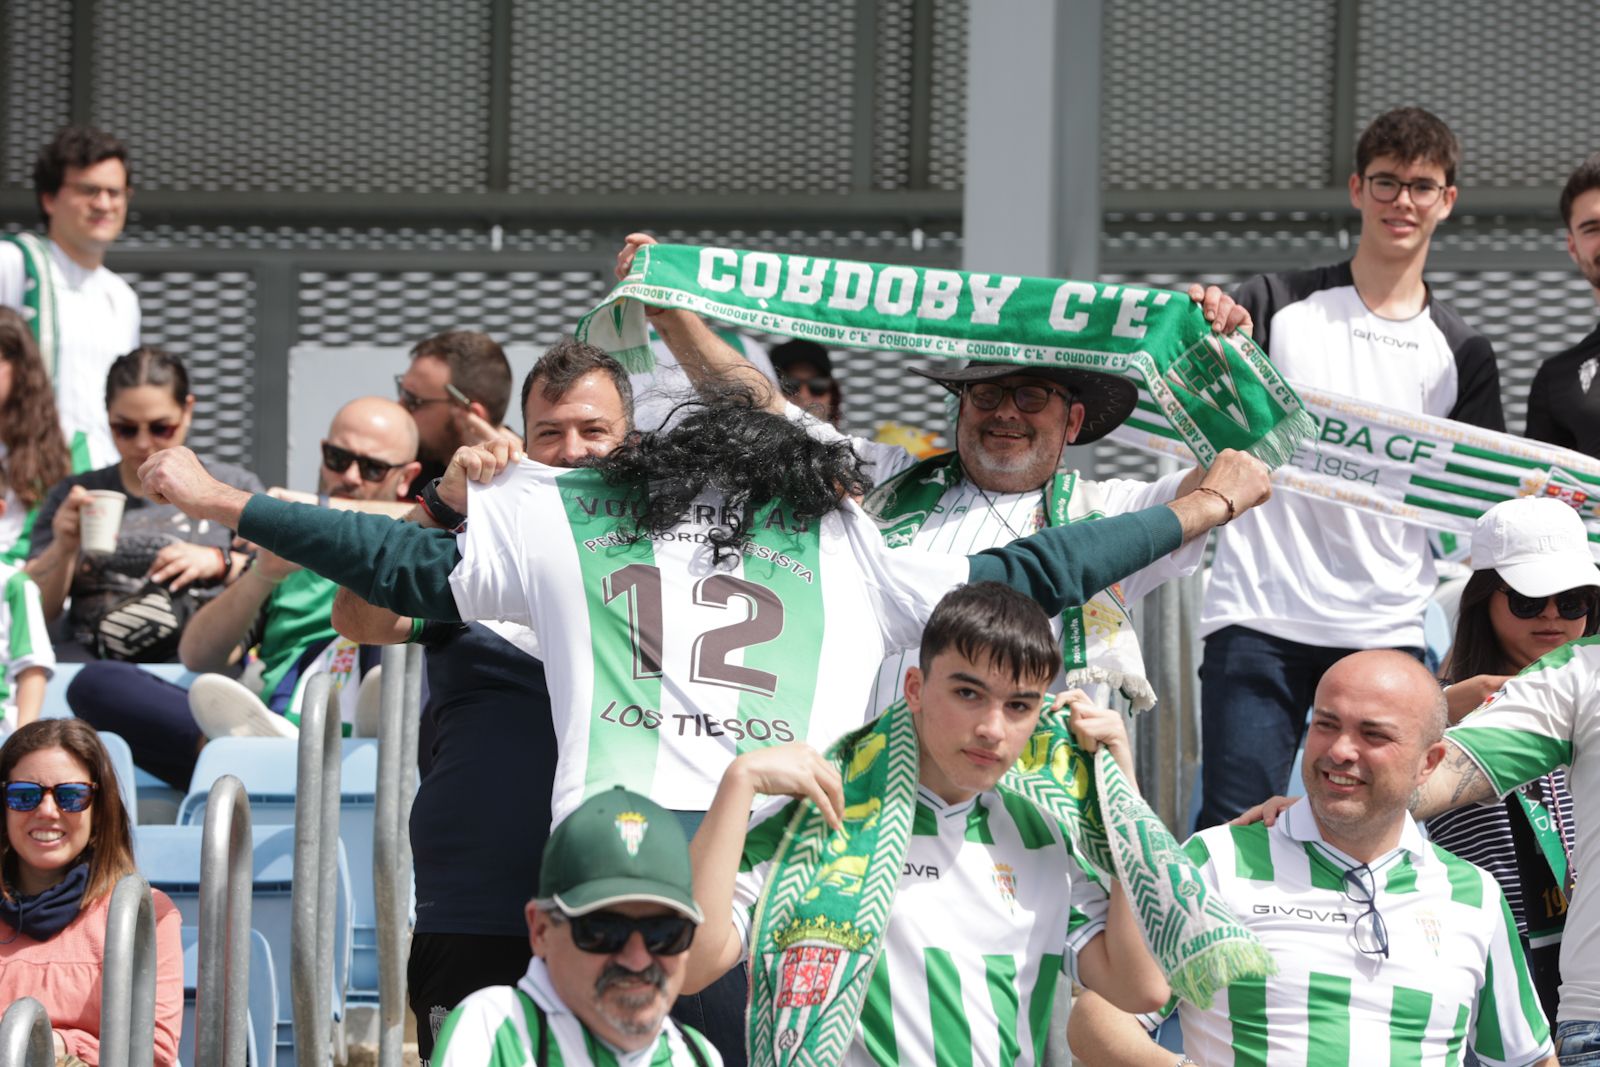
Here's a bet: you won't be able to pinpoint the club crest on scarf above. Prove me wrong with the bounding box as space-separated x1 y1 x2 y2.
616 811 649 856
1165 335 1251 432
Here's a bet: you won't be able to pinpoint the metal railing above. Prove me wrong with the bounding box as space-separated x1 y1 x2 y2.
0 999 53 1067
374 644 423 1067
291 674 343 1067
100 874 158 1067
198 774 254 1067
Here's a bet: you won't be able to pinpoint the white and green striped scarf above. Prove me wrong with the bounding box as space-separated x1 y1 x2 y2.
2 234 60 378
578 244 1312 469
745 702 1273 1067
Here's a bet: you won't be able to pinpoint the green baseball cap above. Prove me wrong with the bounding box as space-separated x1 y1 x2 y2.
537 787 704 922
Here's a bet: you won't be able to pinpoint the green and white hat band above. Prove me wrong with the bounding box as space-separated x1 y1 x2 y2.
538 786 703 923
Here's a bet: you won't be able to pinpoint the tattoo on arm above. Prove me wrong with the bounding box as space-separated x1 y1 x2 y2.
1413 742 1494 820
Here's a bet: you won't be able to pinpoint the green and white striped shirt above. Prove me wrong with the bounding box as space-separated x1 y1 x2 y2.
432 957 719 1067
733 786 1110 1066
1448 635 1600 1025
0 561 53 736
1170 802 1551 1066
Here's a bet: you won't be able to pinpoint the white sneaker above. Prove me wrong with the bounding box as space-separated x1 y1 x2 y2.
189 673 299 739
354 665 383 738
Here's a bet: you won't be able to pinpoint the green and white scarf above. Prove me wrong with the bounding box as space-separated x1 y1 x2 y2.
577 244 1312 468
1113 382 1600 554
746 702 1274 1067
864 453 1157 710
3 234 61 378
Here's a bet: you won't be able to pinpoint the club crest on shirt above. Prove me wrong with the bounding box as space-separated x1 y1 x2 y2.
992 863 1018 913
1582 356 1598 394
616 811 648 856
1415 909 1442 956
777 944 841 1008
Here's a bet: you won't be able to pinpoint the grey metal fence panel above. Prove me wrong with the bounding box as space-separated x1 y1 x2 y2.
1 0 72 188
90 0 491 193
508 0 858 196
1101 0 1337 191
872 0 915 191
926 0 967 193
122 271 257 469
1355 0 1600 188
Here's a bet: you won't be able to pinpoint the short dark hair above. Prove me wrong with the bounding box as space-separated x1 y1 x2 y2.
410 331 512 426
521 338 635 430
105 346 189 408
1355 107 1461 186
919 582 1058 688
1560 152 1600 229
33 127 130 225
1 719 137 907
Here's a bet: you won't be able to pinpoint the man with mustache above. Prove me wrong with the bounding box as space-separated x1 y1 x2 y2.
433 787 720 1065
1526 152 1600 457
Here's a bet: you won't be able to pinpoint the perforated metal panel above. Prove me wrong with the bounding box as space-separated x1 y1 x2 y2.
2 0 72 187
927 0 967 193
122 271 257 468
872 0 915 191
90 0 491 193
508 0 857 196
656 225 962 260
1101 0 1336 191
115 222 602 255
1355 0 1600 188
297 271 613 348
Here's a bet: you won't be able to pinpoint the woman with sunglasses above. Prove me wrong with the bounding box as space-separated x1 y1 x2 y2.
0 719 182 1065
1427 496 1595 1028
0 309 74 563
26 347 262 660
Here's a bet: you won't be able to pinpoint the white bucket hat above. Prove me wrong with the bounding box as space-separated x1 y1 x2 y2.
1472 496 1600 596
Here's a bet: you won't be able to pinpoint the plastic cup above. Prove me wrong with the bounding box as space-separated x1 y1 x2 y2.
80 490 126 554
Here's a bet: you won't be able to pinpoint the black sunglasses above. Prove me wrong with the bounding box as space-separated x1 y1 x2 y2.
1343 864 1389 959
549 909 696 956
963 382 1070 415
1500 585 1596 621
781 375 834 394
110 420 180 441
321 442 403 483
3 780 97 813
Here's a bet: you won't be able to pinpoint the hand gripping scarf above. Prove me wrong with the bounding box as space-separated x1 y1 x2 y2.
864 453 1158 710
577 244 1312 469
745 703 1274 1067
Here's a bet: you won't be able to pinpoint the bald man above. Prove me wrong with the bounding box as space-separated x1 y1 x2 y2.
67 397 421 781
1068 650 1555 1066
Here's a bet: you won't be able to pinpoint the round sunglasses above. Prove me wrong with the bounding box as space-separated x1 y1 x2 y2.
3 780 97 813
549 909 696 956
1500 585 1597 621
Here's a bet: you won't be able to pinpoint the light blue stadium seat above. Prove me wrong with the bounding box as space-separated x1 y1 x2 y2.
177 925 278 1067
96 731 140 827
136 824 352 1063
178 738 384 1003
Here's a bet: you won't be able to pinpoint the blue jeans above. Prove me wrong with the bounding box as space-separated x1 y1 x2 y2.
1197 626 1423 830
1558 1020 1600 1064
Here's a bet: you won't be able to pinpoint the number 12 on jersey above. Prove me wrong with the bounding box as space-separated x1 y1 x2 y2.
603 563 787 697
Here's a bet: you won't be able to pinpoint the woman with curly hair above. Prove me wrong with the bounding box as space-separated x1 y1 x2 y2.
0 308 73 562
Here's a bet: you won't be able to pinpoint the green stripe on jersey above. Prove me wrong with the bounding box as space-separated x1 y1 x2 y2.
1183 836 1211 868
1389 985 1433 1067
1446 1004 1469 1067
1226 977 1268 1067
743 801 799 871
861 959 898 1064
1306 972 1352 1066
1026 955 1062 1065
998 791 1055 849
966 798 995 844
5 572 35 660
1303 846 1345 891
913 801 938 836
1435 848 1484 908
926 948 973 1067
1229 824 1273 881
1447 725 1573 797
1475 954 1505 1061
1499 893 1547 1043
983 954 1022 1067
733 503 824 755
1385 858 1419 895
560 471 664 800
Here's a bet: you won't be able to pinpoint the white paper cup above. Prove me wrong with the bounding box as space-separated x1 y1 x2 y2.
80 490 126 554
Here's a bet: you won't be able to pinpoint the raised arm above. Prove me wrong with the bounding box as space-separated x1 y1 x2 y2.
616 232 783 411
1410 738 1498 820
178 551 291 671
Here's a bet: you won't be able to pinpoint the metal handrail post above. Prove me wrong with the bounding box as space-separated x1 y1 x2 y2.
291 674 342 1066
100 874 157 1067
198 774 253 1067
0 998 53 1067
374 644 418 1067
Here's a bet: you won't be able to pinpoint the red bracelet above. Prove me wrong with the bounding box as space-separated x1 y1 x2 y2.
1194 486 1236 524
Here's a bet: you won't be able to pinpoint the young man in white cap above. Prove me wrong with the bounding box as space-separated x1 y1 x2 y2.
433 786 721 1066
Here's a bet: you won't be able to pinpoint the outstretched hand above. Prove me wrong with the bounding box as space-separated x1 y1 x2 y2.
1186 283 1253 336
140 447 252 527
1059 690 1137 784
730 742 844 830
1200 449 1273 517
615 232 669 318
437 439 524 514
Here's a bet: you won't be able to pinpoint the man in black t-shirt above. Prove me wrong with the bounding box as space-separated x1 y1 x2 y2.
1526 153 1600 457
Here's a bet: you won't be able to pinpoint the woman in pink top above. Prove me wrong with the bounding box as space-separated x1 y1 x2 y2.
1 719 181 1065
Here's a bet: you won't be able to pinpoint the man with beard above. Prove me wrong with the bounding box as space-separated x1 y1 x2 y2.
1066 650 1554 1066
433 787 721 1065
395 329 518 494
1526 153 1600 457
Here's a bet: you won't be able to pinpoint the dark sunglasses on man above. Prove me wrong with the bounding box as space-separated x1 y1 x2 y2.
3 780 97 813
963 381 1071 415
781 375 833 395
1500 585 1598 621
547 909 696 956
321 441 404 483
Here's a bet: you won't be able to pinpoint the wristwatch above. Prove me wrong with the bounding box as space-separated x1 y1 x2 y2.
417 477 468 533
